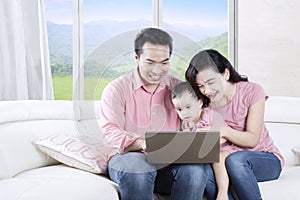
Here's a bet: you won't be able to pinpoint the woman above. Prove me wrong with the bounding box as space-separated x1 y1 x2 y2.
185 49 284 200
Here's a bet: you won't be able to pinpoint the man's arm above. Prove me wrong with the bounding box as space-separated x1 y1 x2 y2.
100 82 139 152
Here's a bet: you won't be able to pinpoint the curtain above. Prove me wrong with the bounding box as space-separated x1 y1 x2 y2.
0 0 53 100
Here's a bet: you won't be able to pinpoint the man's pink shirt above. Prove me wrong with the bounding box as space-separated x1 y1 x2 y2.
100 69 181 151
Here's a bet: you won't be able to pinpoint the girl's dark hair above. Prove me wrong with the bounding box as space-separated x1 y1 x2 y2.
171 82 198 100
134 27 173 57
185 49 248 107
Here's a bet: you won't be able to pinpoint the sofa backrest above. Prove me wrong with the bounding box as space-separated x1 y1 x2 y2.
0 100 102 179
1 97 299 179
264 96 300 166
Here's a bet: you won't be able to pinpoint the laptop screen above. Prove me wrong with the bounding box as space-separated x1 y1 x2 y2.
145 131 220 164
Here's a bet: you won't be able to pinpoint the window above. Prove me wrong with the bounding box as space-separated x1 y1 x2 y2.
161 0 228 80
162 0 228 56
44 0 230 100
44 0 73 100
83 0 152 100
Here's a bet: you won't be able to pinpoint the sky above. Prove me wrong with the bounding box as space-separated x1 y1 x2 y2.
44 0 228 26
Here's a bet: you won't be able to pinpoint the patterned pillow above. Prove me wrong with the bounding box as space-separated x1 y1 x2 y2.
35 135 119 174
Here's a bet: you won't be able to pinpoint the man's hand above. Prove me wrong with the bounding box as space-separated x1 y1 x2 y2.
124 137 146 152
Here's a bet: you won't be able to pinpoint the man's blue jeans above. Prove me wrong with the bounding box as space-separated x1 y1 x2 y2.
205 151 282 200
108 152 209 200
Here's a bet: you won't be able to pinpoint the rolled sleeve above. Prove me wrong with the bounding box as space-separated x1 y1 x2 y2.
100 81 139 151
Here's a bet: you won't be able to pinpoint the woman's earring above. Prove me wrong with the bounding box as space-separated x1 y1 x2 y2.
226 73 230 80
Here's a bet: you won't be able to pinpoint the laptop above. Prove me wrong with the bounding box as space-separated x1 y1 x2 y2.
145 131 220 164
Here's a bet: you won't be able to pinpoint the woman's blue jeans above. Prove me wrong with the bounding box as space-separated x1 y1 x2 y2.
205 151 282 200
108 152 209 200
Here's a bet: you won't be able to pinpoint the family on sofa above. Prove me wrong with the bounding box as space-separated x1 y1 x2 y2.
99 27 283 200
1 27 300 200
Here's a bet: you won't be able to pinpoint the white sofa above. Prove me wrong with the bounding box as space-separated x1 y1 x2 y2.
0 97 300 200
0 100 119 200
258 96 300 199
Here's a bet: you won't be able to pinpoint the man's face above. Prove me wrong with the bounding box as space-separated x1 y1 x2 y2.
136 42 170 86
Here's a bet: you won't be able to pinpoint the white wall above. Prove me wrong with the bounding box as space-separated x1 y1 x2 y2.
236 0 300 97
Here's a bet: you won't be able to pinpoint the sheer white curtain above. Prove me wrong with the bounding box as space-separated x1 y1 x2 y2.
0 0 53 100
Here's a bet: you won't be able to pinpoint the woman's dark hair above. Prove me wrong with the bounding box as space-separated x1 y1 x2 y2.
185 49 248 107
134 27 173 57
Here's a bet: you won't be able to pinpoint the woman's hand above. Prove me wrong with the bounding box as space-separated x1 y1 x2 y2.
220 126 230 138
197 126 228 144
220 136 228 144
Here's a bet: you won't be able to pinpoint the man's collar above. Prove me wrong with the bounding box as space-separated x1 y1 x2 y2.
132 67 169 91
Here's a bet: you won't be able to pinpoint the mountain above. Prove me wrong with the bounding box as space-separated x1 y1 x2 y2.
47 19 228 78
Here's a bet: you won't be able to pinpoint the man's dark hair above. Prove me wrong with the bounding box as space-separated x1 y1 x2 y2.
134 27 173 56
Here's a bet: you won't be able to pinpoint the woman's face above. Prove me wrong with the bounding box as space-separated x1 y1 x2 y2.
195 67 229 104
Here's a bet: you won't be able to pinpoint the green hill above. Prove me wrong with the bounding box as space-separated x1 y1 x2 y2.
198 32 228 58
84 32 228 80
47 19 228 79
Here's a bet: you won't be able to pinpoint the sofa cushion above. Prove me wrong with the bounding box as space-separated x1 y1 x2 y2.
0 100 104 179
264 96 300 166
0 100 101 124
0 100 74 124
265 97 300 124
35 134 119 174
0 120 78 179
292 145 300 156
0 165 119 200
259 166 300 199
265 123 300 166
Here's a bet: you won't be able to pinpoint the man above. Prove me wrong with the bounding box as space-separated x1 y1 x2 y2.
100 27 208 200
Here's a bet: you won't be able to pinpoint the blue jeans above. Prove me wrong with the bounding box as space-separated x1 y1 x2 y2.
205 151 282 200
108 152 209 200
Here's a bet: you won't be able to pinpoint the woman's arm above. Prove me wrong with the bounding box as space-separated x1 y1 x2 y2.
222 98 265 148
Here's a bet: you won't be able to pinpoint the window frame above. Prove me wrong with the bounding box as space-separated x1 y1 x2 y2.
72 0 236 100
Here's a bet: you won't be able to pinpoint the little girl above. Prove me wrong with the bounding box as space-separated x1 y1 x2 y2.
171 81 232 200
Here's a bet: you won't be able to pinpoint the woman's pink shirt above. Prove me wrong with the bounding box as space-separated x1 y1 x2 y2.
208 81 284 167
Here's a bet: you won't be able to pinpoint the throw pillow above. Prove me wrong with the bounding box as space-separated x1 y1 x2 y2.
292 145 300 156
35 134 119 174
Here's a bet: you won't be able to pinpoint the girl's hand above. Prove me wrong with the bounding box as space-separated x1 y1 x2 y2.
196 125 212 131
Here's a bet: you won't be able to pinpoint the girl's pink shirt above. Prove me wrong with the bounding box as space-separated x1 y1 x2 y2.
181 108 210 131
100 69 181 152
208 81 284 167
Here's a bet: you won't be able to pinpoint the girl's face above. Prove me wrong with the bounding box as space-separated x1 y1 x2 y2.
195 67 229 104
172 92 203 124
